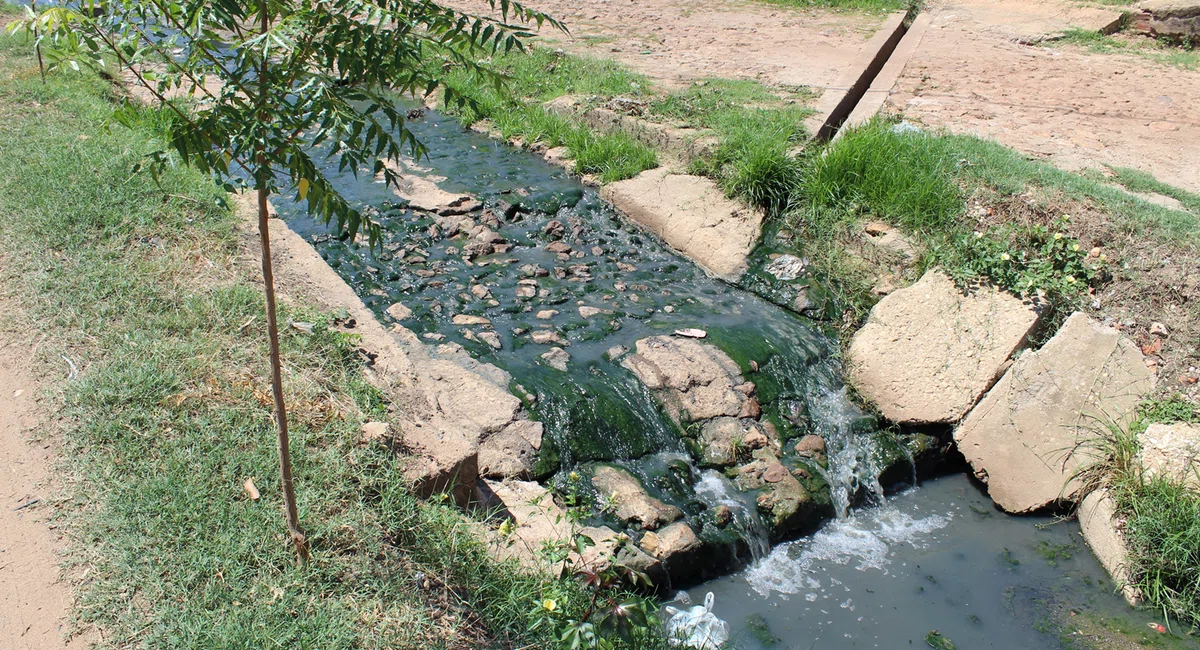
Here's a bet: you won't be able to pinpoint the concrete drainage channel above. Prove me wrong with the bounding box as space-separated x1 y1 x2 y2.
806 9 933 141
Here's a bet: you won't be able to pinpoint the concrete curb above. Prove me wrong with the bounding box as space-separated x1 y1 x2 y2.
804 11 909 141
839 12 933 135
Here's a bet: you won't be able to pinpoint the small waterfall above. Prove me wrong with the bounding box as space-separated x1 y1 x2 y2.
694 470 771 561
752 335 890 521
809 386 887 519
524 364 684 469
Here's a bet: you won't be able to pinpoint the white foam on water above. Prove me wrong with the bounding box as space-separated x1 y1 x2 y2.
743 501 952 597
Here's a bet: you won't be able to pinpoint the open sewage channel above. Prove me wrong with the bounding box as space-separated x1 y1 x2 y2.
273 107 1190 649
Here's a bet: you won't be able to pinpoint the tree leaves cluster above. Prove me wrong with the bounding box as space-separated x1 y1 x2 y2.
8 0 560 560
11 0 561 245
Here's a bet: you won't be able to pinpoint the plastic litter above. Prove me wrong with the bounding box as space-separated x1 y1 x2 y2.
891 120 923 135
663 592 730 650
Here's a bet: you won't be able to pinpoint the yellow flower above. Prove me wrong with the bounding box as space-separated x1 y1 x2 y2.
568 471 579 481
1072 243 1080 252
1066 276 1076 283
1054 233 1064 240
1000 253 1010 261
1099 253 1107 262
542 599 558 612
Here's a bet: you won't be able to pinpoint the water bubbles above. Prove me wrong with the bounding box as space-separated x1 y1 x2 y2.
743 499 952 597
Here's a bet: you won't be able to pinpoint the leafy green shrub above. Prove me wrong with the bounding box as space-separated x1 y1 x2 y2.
941 215 1103 306
527 531 662 650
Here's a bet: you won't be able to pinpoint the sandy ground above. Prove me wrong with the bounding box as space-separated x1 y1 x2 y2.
444 0 888 90
0 335 85 649
887 0 1200 193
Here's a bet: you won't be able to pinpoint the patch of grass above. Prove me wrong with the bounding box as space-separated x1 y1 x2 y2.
1106 166 1200 215
649 78 814 128
431 46 658 182
801 123 966 233
655 80 814 214
1134 395 1200 433
1053 29 1200 70
772 119 1200 321
1073 399 1200 628
1114 477 1200 627
0 36 665 649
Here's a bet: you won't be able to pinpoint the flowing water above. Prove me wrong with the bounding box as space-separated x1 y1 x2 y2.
273 106 892 549
272 107 1189 648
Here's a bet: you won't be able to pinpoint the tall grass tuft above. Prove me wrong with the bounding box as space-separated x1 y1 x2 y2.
801 123 965 233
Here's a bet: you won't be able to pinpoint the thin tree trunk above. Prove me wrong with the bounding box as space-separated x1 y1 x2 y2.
32 0 45 82
257 187 309 562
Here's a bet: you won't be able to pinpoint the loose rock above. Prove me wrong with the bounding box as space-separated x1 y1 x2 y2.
955 312 1156 513
849 269 1041 424
622 336 748 423
452 314 492 326
386 302 413 320
479 420 544 479
592 465 683 530
1138 423 1200 491
639 521 701 560
541 347 571 372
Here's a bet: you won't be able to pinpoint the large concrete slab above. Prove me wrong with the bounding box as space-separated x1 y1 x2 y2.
601 168 762 280
1139 422 1200 490
848 270 1041 425
955 312 1156 513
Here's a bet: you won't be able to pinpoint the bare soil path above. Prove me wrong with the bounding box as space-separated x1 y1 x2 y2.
888 0 1200 193
446 0 888 90
0 326 86 648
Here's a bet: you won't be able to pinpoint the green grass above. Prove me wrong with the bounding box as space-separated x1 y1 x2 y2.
1054 28 1200 70
1073 399 1200 628
771 119 1200 319
650 79 814 214
432 47 658 182
1106 166 1200 215
1114 477 1200 627
0 35 664 649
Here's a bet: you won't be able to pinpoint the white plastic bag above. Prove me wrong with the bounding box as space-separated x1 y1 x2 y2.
663 592 730 650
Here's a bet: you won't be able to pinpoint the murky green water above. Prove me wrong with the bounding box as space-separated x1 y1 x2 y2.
693 472 1198 650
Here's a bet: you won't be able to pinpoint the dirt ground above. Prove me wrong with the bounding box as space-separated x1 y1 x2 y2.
0 332 87 649
444 0 888 90
888 0 1200 194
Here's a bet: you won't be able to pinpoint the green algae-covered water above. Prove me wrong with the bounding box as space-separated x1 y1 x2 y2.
273 108 898 565
272 107 1194 648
